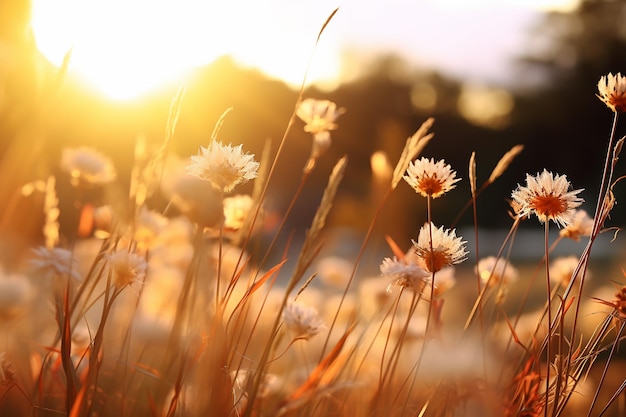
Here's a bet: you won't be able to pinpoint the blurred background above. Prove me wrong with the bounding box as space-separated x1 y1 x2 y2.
1 0 626 267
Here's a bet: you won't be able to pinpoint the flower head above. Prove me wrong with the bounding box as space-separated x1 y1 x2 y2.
187 140 259 193
597 72 626 113
223 194 254 231
476 256 519 287
106 250 148 288
296 98 344 161
611 286 626 318
316 256 353 289
60 146 117 187
559 209 593 241
403 157 460 198
413 222 467 272
30 247 81 280
282 302 325 340
511 170 583 228
133 206 169 248
297 98 344 138
549 255 588 288
380 256 431 292
0 269 33 320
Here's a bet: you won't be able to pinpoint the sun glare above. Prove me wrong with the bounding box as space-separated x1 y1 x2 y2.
30 0 341 100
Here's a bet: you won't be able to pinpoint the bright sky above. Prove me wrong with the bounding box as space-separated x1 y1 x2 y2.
30 0 579 100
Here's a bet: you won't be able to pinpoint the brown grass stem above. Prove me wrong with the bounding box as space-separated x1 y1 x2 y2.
586 320 625 417
544 221 552 417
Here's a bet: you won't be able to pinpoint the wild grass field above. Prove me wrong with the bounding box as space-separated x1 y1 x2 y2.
2 8 626 417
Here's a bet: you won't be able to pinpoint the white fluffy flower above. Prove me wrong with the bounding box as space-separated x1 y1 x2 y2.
223 194 254 231
60 146 116 187
413 222 468 272
30 247 81 280
187 140 259 192
380 256 430 292
0 269 33 319
296 98 344 160
283 302 325 340
511 170 583 228
106 250 148 288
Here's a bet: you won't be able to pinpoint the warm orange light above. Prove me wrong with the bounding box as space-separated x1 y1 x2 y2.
30 0 342 100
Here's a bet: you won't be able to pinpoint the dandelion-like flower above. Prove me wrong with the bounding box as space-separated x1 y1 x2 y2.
297 98 344 139
476 256 519 287
106 250 148 288
559 209 593 241
60 146 117 187
403 157 460 198
380 256 431 292
133 206 169 248
187 140 259 193
30 247 81 280
405 251 458 296
316 256 354 289
413 222 467 272
282 302 325 340
597 72 626 113
0 269 33 320
549 255 588 289
511 169 583 228
296 98 344 160
611 286 626 318
223 194 254 231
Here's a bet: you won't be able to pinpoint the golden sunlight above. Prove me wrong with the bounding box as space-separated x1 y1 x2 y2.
30 0 341 100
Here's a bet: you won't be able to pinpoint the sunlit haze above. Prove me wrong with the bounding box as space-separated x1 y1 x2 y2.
31 0 579 100
31 0 342 100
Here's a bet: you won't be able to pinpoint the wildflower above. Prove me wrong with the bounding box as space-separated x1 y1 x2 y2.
187 140 259 193
476 256 519 287
316 256 354 289
93 205 113 239
403 157 460 198
297 99 344 139
282 301 325 340
428 266 457 296
559 209 593 241
30 246 81 280
223 194 254 231
297 98 344 160
133 206 169 248
380 256 431 292
231 370 280 415
0 269 33 320
597 72 626 113
549 255 589 289
511 169 584 228
105 250 148 288
60 146 117 187
413 222 467 272
612 286 626 318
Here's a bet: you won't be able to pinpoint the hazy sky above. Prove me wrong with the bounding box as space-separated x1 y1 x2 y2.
31 0 578 98
274 0 577 86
